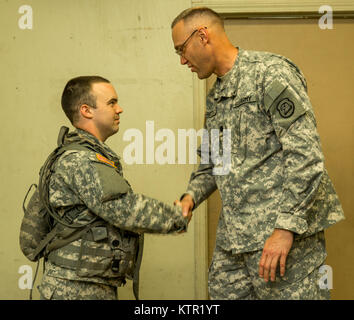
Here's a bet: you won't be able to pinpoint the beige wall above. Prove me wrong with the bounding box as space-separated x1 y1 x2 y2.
0 0 195 299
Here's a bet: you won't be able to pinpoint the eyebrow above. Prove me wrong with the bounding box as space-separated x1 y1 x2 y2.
107 97 118 105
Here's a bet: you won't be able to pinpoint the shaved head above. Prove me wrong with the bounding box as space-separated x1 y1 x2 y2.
171 7 224 31
171 6 237 78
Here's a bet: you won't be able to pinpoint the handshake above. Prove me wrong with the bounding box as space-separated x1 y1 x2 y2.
174 194 195 226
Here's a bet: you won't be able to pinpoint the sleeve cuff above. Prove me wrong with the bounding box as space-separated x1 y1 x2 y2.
171 205 188 233
274 213 308 235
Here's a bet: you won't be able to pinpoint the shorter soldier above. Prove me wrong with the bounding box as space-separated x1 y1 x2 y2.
20 76 187 300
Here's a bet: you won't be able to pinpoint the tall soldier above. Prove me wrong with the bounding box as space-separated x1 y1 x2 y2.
171 7 345 299
20 76 187 300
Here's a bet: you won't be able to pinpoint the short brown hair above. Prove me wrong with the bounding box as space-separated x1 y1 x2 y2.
171 7 224 29
61 76 110 124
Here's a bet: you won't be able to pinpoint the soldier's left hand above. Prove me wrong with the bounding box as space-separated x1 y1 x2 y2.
174 199 193 224
258 229 294 282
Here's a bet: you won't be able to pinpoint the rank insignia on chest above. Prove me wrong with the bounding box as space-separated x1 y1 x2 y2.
96 153 117 168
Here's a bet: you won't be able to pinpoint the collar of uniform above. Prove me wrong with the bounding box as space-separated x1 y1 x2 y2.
74 128 120 161
75 128 103 146
214 47 242 100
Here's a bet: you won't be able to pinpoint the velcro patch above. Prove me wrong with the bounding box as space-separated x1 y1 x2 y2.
96 153 117 168
277 98 295 118
264 79 306 131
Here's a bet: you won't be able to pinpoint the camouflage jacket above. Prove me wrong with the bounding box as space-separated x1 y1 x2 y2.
45 128 186 286
185 48 344 254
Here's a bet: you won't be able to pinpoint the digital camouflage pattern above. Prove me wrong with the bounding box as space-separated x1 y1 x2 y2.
184 48 344 299
38 128 187 297
20 186 50 262
49 129 186 235
209 232 330 300
39 270 117 300
186 48 344 254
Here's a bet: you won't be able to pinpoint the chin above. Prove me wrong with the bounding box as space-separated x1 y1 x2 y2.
106 128 119 139
197 71 212 80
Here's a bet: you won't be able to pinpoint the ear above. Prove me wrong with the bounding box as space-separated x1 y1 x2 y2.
79 104 94 119
198 27 209 45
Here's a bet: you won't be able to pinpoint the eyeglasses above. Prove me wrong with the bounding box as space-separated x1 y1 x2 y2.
175 27 207 57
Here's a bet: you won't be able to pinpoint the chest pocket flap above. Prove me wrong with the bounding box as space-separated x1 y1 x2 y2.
93 162 130 202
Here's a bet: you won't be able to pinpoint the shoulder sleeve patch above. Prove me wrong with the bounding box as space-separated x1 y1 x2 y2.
264 79 306 132
96 153 117 168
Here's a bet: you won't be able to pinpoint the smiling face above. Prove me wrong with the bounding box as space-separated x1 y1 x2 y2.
89 82 123 141
172 20 215 79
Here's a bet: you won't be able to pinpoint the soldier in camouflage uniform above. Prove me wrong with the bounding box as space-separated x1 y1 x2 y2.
171 7 345 299
32 76 187 300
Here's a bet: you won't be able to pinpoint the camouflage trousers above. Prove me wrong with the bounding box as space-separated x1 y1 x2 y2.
38 274 118 300
209 231 330 300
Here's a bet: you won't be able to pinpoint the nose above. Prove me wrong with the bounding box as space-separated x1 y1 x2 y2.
180 55 188 65
116 104 123 114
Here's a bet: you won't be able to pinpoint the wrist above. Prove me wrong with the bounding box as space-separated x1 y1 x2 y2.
273 228 294 237
274 228 293 233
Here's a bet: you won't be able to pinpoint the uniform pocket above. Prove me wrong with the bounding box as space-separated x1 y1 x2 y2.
280 232 327 285
76 238 113 277
38 276 58 300
264 232 327 291
245 232 326 292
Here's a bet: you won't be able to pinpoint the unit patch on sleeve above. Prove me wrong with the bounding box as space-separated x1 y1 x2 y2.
264 79 306 132
96 153 117 168
277 98 295 118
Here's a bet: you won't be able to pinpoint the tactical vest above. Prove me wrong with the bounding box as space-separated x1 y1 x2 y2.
20 126 143 299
